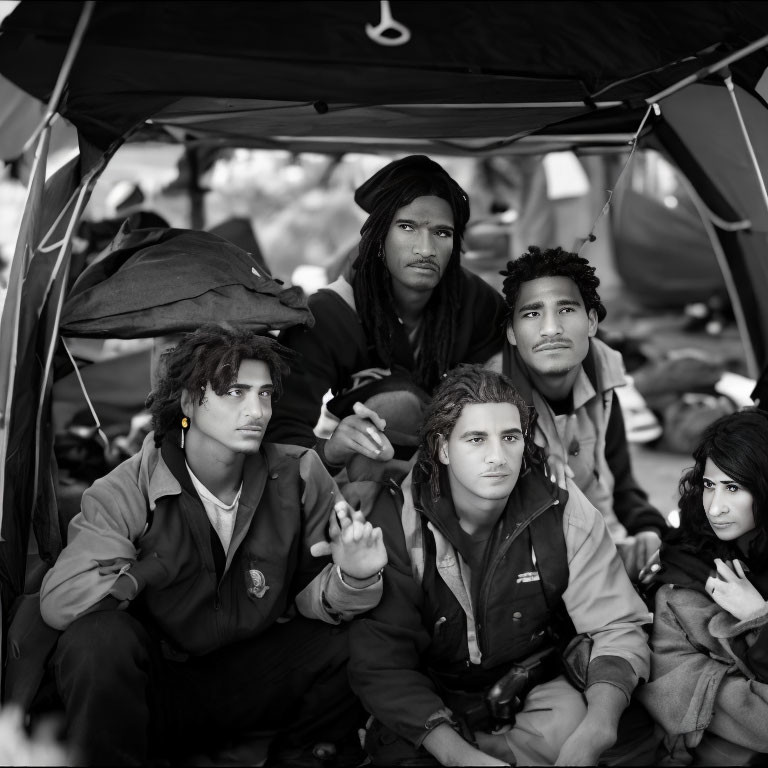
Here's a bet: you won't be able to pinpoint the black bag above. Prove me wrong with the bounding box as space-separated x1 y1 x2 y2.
61 224 313 338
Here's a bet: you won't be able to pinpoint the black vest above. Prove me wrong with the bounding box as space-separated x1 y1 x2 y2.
422 475 570 686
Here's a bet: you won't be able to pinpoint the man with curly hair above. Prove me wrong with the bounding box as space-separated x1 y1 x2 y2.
40 325 387 765
348 364 653 766
496 246 667 580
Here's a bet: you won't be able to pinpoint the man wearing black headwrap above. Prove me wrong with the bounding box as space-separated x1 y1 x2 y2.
267 156 505 475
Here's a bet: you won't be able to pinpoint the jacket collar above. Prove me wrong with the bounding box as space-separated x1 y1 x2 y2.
407 459 559 561
157 430 272 510
504 336 625 408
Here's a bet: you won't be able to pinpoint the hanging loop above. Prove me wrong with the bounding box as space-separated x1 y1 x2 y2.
366 1 411 47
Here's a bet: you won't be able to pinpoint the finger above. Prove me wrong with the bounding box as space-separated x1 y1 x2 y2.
365 425 384 448
639 542 655 571
310 541 332 558
351 519 366 542
361 521 374 542
331 423 384 460
714 558 738 581
705 576 717 596
328 507 342 541
353 401 387 431
345 429 386 459
734 559 747 579
349 507 366 524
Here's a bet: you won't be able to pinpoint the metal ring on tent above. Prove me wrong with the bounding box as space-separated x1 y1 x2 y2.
366 1 411 47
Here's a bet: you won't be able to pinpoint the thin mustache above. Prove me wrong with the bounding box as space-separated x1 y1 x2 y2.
533 339 571 351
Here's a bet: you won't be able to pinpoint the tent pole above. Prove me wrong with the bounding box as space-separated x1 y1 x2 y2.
647 35 768 106
576 104 655 254
31 177 98 511
675 171 760 380
722 75 768 217
0 125 50 541
21 0 95 154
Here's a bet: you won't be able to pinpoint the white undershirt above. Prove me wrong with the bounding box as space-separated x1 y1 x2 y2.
186 462 242 553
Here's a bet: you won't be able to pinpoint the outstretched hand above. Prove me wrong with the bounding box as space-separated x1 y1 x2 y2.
311 501 388 581
705 558 767 621
323 402 395 466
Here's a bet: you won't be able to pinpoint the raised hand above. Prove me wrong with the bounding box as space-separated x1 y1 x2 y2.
323 401 395 466
705 558 767 621
311 501 388 582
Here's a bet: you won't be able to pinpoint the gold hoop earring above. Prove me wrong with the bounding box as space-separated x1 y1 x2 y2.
181 416 189 449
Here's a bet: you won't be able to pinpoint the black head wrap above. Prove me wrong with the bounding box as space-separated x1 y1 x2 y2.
354 155 470 236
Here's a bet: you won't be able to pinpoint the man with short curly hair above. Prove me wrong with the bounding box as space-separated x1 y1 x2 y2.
40 325 387 765
496 246 666 579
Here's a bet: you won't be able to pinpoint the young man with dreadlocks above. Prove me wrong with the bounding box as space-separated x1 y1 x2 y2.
267 155 505 477
347 365 652 766
496 246 667 581
39 325 387 766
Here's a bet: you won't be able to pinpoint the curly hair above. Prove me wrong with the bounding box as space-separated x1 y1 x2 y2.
500 245 607 325
352 172 467 392
675 408 768 567
416 364 543 500
146 325 291 447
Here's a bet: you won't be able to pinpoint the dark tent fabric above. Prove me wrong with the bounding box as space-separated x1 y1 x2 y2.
1 2 767 153
612 187 725 308
2 0 768 650
60 225 312 338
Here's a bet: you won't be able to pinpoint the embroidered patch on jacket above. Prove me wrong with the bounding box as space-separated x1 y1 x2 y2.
246 566 270 598
516 571 541 583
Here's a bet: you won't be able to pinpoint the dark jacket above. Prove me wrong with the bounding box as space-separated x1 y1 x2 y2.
40 434 381 655
267 268 505 462
650 536 768 683
348 465 651 747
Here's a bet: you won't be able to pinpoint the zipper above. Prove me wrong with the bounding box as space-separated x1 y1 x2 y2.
476 496 559 654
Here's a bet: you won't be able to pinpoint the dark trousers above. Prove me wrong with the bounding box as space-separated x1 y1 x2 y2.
52 610 361 765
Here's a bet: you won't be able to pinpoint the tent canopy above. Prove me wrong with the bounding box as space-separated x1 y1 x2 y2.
2 0 768 634
1 1 767 155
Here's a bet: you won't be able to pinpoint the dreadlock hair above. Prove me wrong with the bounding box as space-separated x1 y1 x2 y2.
675 408 768 568
146 325 291 447
500 245 607 327
352 173 467 392
417 364 542 500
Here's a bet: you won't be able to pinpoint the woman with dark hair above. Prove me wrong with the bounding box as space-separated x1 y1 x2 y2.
267 155 505 476
638 408 768 765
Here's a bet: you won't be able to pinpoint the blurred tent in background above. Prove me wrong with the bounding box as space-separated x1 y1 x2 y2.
1 0 768 693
